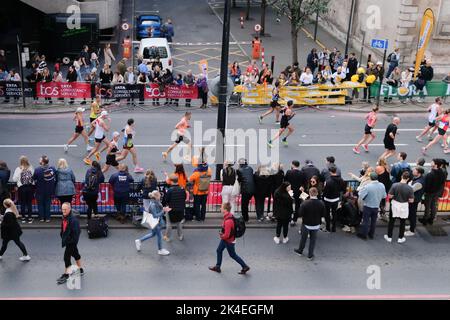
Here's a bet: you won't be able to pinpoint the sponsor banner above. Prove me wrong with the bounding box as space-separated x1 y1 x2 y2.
111 84 142 99
370 81 450 97
438 181 450 211
233 82 366 94
144 83 198 99
414 9 434 79
0 81 33 97
37 82 91 98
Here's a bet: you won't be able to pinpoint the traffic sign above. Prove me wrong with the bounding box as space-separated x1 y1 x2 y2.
371 39 388 50
254 24 262 32
122 23 130 31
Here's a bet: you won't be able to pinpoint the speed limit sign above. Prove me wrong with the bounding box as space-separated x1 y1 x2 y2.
122 23 130 31
254 24 262 32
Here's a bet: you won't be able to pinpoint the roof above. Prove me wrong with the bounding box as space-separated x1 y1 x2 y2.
139 38 169 47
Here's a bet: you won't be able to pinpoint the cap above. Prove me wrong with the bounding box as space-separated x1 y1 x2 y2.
76 107 85 113
408 67 415 72
112 131 120 138
376 61 382 65
100 110 108 117
370 172 378 180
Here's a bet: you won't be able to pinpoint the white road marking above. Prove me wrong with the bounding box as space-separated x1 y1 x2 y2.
373 129 423 132
0 145 78 148
298 144 409 147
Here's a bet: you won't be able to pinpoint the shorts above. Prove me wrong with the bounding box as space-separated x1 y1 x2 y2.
280 119 289 129
383 139 396 151
106 154 119 166
364 124 373 135
175 135 190 144
123 144 134 150
438 128 447 136
95 136 105 143
428 121 436 127
270 100 280 108
90 117 97 124
75 126 84 134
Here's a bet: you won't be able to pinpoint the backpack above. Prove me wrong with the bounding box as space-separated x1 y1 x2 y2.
395 165 412 183
198 172 211 192
20 169 33 186
85 171 98 192
228 216 246 238
43 167 55 182
387 52 394 63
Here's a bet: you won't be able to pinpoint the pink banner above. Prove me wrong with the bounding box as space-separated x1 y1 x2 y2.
144 83 198 99
37 82 91 98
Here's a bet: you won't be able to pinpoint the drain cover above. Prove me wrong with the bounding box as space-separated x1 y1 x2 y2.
425 225 448 237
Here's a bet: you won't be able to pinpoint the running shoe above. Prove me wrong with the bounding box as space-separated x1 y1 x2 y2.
162 152 168 160
63 144 69 153
267 140 273 148
275 121 280 124
362 144 369 152
56 274 70 285
352 147 360 154
83 158 92 165
258 116 263 124
134 167 144 173
421 147 427 155
282 138 288 146
94 152 101 161
415 136 423 142
86 145 93 152
444 149 450 154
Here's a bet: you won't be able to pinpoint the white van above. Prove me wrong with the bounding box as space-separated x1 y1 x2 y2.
138 38 173 72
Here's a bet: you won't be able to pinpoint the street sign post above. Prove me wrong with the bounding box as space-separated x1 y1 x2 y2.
371 39 389 107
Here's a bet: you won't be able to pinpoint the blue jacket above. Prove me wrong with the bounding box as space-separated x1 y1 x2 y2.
358 181 387 209
109 171 134 197
391 161 411 183
0 168 10 196
148 198 166 228
33 165 56 196
55 168 76 197
83 167 105 195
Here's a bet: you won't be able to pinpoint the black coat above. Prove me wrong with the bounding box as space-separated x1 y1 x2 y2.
424 169 447 195
0 168 10 198
285 169 305 196
273 190 293 220
301 164 320 183
298 198 326 226
253 173 272 198
237 165 255 195
60 213 81 247
1 210 22 240
270 170 285 194
164 185 186 223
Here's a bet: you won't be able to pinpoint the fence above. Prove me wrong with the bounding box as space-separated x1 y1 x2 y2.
6 180 450 216
370 81 450 99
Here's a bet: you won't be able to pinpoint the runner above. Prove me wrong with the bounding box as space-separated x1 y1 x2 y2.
416 97 443 142
64 107 93 153
102 131 121 173
259 81 281 124
162 112 192 161
422 109 450 155
380 117 400 160
87 95 102 138
83 111 110 165
115 119 145 173
353 107 379 154
268 100 295 148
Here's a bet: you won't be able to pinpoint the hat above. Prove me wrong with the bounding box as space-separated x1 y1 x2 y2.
112 131 120 138
100 110 108 117
408 67 415 72
76 107 85 113
370 172 378 180
305 159 313 165
376 61 382 65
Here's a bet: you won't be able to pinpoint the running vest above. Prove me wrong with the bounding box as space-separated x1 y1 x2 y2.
94 119 105 139
123 125 135 147
109 140 118 154
272 88 279 101
438 115 449 132
429 103 439 123
76 115 83 127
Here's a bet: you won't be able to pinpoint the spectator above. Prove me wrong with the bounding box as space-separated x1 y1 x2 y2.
300 67 314 86
323 165 347 233
32 156 56 223
55 159 76 208
253 165 272 222
273 182 293 244
165 163 187 189
321 156 342 182
306 48 319 74
109 164 134 223
406 167 425 237
209 202 250 275
237 158 255 222
229 61 242 84
103 43 116 68
138 60 149 76
112 71 124 84
139 170 158 212
189 161 212 222
416 157 426 168
376 158 392 221
284 160 306 225
161 68 174 105
90 49 99 71
12 156 34 223
384 67 401 103
196 74 209 109
37 55 47 73
134 190 170 256
100 64 113 85
386 48 400 78
332 66 346 85
269 163 284 217
287 71 300 86
0 161 11 215
400 67 414 104
0 199 31 262
346 52 358 81
277 73 288 86
116 58 127 77
301 175 323 200
220 161 237 214
38 67 53 104
318 48 330 71
73 57 82 81
301 160 320 183
66 66 78 104
415 60 434 102
80 45 90 69
329 48 338 72
0 49 7 71
162 19 175 43
356 172 387 240
137 72 149 84
124 66 136 84
321 66 333 84
163 174 186 242
294 187 326 261
82 161 104 220
385 171 414 243
260 69 273 85
183 70 195 107
390 152 411 183
170 74 183 106
333 51 344 72
246 60 259 75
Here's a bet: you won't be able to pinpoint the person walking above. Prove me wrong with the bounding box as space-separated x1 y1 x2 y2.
0 161 11 215
12 156 34 223
356 172 387 240
32 156 56 223
109 164 134 223
385 171 414 244
253 165 272 222
405 167 425 236
82 161 104 220
322 165 347 233
163 174 186 242
385 48 400 78
294 188 326 261
57 203 83 285
285 160 306 226
380 117 400 160
220 161 237 214
0 199 31 262
273 182 293 244
188 161 212 222
134 190 170 256
208 202 250 275
55 159 76 207
237 158 255 222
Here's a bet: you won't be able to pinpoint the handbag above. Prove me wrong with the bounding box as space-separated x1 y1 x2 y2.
231 179 240 196
141 211 160 229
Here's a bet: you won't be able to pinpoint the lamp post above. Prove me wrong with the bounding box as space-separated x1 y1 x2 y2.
344 0 355 58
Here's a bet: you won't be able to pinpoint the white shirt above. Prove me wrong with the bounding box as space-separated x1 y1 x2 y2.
94 119 105 139
428 103 439 123
300 73 313 85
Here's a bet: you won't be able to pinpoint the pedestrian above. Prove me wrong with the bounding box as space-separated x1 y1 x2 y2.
183 70 195 107
320 156 342 182
353 107 379 154
220 161 237 214
82 161 104 220
188 160 212 222
285 160 306 226
356 172 387 240
57 202 84 285
253 164 272 222
162 19 175 43
196 74 209 109
0 199 31 262
84 110 111 165
12 156 34 223
323 165 347 232
66 65 78 104
163 174 186 242
390 152 412 183
422 109 450 155
165 164 188 189
103 43 116 68
385 48 400 78
376 157 392 221
301 160 321 183
162 112 192 162
406 167 425 236
294 187 326 261
64 107 92 153
139 169 158 213
259 81 281 124
273 182 293 244
55 159 76 207
101 132 121 173
380 117 400 160
419 159 448 226
134 190 170 256
346 53 358 81
109 164 134 223
229 61 242 84
416 97 443 142
267 100 296 148
385 171 414 243
306 48 319 74
237 158 255 222
32 156 56 223
0 161 11 215
115 118 145 173
209 202 250 275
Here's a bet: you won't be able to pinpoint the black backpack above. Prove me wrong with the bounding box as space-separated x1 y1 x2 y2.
387 52 394 63
85 171 98 192
228 216 246 238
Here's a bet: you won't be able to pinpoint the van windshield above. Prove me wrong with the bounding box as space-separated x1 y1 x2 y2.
143 46 168 59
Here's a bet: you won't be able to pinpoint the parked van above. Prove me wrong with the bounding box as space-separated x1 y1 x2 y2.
138 38 173 72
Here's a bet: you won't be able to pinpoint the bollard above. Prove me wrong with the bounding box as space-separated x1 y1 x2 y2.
240 15 244 29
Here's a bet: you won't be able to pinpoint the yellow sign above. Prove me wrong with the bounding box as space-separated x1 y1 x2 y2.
198 59 208 75
414 8 434 79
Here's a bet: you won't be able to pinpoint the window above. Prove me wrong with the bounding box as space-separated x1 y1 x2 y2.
143 46 168 59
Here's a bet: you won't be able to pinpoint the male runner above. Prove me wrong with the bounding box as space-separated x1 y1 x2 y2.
353 107 379 154
416 97 443 142
162 112 192 161
115 118 144 173
102 132 121 173
422 109 450 155
268 100 295 148
380 117 400 160
83 110 110 165
259 81 281 124
64 107 93 153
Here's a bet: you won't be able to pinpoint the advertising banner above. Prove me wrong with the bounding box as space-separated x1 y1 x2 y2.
0 81 33 97
36 82 91 98
144 83 198 99
370 81 450 98
414 8 435 79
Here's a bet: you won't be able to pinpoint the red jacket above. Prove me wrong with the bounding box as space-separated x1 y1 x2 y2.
220 212 235 243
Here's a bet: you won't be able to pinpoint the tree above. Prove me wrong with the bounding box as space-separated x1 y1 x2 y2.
274 0 329 64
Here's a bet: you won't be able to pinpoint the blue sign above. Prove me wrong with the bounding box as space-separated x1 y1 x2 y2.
371 39 388 50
